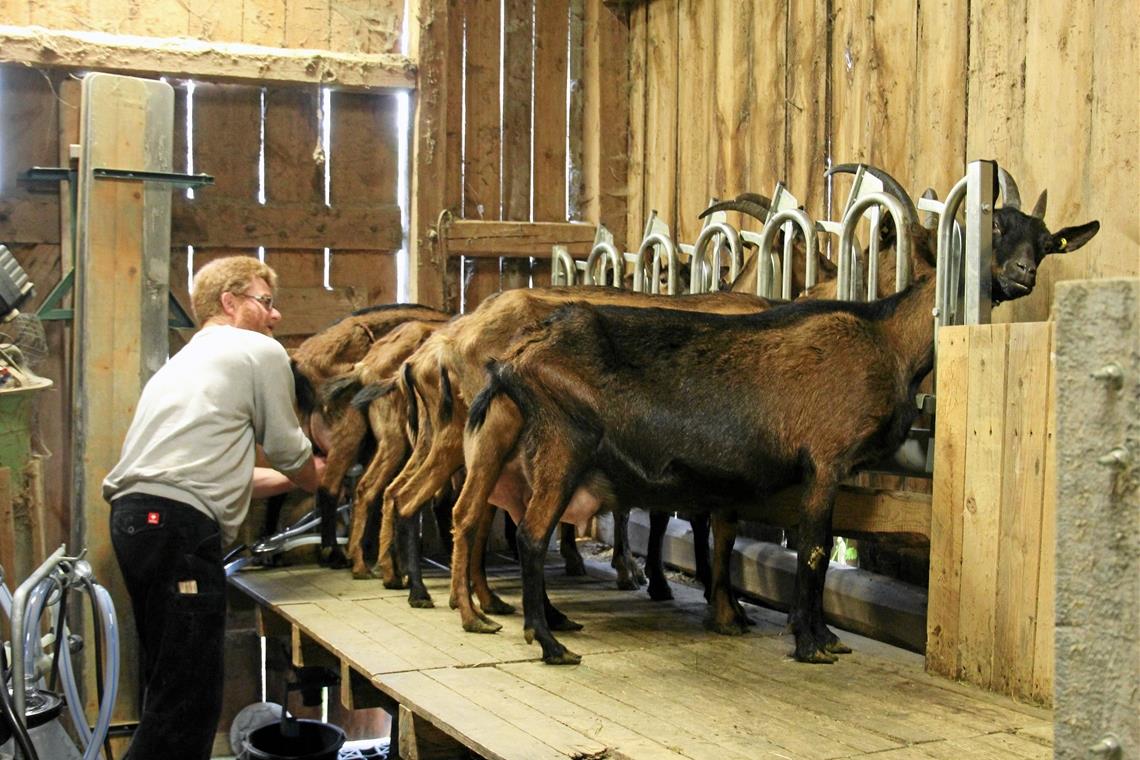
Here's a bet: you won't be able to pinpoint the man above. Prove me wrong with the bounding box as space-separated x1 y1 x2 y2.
104 255 323 759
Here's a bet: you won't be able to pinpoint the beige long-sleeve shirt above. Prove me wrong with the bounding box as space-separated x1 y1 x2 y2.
103 324 312 545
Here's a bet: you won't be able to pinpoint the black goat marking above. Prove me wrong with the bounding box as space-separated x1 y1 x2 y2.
323 374 363 407
291 360 318 416
439 365 454 425
403 362 419 439
349 380 397 410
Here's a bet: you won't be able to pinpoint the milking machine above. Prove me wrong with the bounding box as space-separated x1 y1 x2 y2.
0 546 119 760
224 464 364 577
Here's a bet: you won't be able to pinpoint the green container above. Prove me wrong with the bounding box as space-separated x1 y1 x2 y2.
0 378 52 493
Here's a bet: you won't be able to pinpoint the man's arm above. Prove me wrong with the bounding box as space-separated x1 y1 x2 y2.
252 455 325 499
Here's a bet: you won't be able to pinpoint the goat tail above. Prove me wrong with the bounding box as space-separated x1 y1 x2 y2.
322 372 363 408
439 364 454 424
402 362 420 439
350 379 397 411
467 362 506 433
291 360 318 416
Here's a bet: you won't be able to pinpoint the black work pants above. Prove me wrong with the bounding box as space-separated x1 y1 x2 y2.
110 494 226 760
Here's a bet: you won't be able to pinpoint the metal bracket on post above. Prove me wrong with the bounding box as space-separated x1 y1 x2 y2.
21 165 212 327
963 159 996 325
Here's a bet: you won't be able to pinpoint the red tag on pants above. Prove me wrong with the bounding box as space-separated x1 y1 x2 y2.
146 512 161 525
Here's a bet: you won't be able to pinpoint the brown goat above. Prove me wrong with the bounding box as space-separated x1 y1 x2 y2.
380 286 775 614
316 319 446 583
450 195 1099 665
287 303 450 566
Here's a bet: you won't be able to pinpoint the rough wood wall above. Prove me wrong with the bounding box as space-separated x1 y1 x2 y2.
625 0 1139 321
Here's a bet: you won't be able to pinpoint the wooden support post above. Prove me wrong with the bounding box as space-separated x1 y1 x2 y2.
398 704 467 760
408 0 452 309
73 73 175 724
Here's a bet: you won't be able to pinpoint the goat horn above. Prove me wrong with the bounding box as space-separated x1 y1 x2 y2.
698 192 773 222
827 163 920 231
996 165 1022 210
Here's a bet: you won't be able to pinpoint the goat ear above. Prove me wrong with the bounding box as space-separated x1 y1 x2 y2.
1047 220 1100 255
1030 190 1048 220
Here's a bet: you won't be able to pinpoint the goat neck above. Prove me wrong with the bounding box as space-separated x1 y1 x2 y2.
875 274 938 383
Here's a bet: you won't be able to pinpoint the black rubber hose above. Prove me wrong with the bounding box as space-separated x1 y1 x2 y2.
0 645 40 760
46 583 70 693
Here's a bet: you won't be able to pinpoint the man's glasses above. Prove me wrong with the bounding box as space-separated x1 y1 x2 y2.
239 293 275 311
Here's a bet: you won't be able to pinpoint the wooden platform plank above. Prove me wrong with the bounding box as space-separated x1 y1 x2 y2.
427 667 610 759
379 670 573 760
231 554 1053 760
446 664 692 760
499 660 757 760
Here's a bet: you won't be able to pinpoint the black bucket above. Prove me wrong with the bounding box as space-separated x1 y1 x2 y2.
244 719 346 760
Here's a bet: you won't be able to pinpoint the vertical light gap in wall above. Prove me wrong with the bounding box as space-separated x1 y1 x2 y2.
460 13 470 313
529 0 539 287
185 80 196 201
185 81 196 282
499 0 507 223
397 0 412 301
322 87 333 289
564 2 573 221
259 636 267 702
396 91 411 302
258 88 267 205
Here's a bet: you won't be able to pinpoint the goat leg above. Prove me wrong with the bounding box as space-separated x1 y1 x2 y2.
315 487 348 568
468 501 515 615
610 507 646 589
789 475 849 663
397 510 433 607
705 513 749 635
559 523 586 577
645 511 673 601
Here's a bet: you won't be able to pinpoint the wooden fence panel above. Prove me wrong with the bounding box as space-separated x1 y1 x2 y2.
784 0 828 218
644 1 679 235
327 90 401 313
928 322 1056 705
675 0 714 241
534 0 570 224
462 0 504 310
501 0 535 290
625 3 649 251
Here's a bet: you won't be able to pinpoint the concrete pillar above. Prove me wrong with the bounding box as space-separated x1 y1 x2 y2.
1054 278 1139 758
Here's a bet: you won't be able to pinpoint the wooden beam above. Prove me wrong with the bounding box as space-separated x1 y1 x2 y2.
407 0 452 309
172 199 403 250
444 220 598 258
0 25 416 91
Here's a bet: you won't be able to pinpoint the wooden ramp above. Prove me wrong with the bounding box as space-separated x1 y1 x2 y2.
230 556 1052 760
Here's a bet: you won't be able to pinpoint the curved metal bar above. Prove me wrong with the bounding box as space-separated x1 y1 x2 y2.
837 192 913 301
633 232 679 294
755 208 818 299
934 175 969 334
585 241 624 286
687 221 741 294
550 245 577 287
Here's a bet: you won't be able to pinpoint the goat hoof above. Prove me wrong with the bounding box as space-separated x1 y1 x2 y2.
647 582 673 601
795 647 839 664
547 612 583 632
614 575 640 591
825 638 852 654
542 648 582 666
464 617 502 634
382 574 409 590
563 560 587 577
318 547 349 569
633 566 647 586
704 617 748 636
351 567 373 580
482 596 515 615
408 595 435 609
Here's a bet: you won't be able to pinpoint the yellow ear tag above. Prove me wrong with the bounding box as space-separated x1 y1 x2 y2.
1059 237 1068 250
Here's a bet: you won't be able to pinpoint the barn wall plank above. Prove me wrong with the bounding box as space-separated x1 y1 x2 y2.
784 0 828 218
910 0 967 199
461 0 503 310
580 0 628 244
624 3 648 251
533 0 570 224
674 0 713 242
643 1 678 235
501 0 535 290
